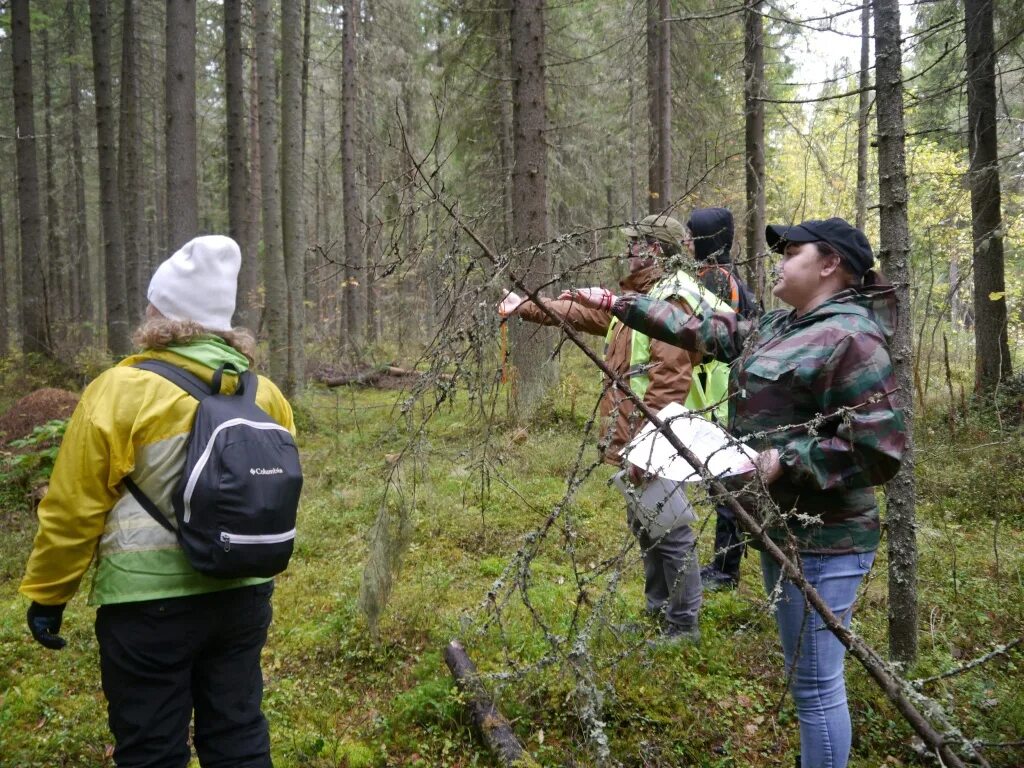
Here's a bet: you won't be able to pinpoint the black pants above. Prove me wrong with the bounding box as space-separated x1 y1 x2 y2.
711 502 745 578
95 582 274 768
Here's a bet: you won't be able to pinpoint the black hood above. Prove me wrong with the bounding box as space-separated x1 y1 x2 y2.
688 207 734 264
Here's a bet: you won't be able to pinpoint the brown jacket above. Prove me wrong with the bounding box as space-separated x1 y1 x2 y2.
513 265 700 465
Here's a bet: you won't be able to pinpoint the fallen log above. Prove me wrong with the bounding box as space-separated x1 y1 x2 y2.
319 367 390 387
443 639 538 768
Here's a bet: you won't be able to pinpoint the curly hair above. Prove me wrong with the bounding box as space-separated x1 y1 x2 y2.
132 316 257 365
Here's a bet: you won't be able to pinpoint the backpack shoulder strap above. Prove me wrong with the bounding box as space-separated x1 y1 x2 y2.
134 359 212 401
123 475 177 533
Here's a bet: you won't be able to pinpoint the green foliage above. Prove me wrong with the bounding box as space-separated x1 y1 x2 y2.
0 419 68 509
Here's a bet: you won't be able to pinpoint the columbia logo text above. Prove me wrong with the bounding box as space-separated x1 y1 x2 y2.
250 467 284 476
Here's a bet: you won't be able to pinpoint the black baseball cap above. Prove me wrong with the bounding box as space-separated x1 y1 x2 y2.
765 217 874 277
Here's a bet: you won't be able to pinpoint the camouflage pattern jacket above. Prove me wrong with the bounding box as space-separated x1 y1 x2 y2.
614 286 906 554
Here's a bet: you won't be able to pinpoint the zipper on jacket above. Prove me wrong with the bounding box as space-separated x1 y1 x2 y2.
219 529 296 551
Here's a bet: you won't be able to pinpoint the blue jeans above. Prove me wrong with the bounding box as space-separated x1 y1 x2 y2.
761 550 875 768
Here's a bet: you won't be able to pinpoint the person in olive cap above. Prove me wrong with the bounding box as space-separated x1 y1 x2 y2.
499 213 733 644
21 236 295 768
564 216 905 768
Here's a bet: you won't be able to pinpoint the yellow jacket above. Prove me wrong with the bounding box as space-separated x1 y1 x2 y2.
20 349 295 607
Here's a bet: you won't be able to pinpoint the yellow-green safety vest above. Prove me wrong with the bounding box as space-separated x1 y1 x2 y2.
605 269 735 424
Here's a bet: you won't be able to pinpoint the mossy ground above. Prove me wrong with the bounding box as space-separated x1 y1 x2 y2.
1 347 1022 767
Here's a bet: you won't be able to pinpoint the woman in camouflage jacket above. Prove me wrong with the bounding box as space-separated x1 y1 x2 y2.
564 218 906 768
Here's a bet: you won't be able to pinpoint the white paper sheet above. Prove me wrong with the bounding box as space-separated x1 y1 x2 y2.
622 402 759 483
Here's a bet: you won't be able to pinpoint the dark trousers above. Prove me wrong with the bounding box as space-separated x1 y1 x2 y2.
95 582 275 768
711 502 745 578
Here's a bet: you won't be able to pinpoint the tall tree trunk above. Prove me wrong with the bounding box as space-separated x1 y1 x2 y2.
166 0 198 249
363 0 380 345
248 52 264 332
11 0 49 356
341 1 365 355
656 0 671 207
495 2 515 252
225 0 258 331
965 0 1012 392
281 0 306 395
645 0 661 213
89 0 131 355
874 0 918 666
119 0 144 325
855 1 872 231
41 27 63 332
67 0 92 336
508 0 556 419
255 0 289 383
743 0 766 299
0 187 8 355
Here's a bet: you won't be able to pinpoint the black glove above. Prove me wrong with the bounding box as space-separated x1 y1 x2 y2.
27 601 67 650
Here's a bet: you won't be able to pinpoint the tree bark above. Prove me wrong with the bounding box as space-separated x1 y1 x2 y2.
225 0 258 331
645 0 661 213
341 1 365 355
89 0 131 355
444 640 539 768
166 0 198 249
0 185 8 355
119 0 145 325
281 0 307 395
494 2 515 252
657 0 671 207
363 0 380 345
41 27 63 331
255 0 289 383
855 1 872 231
12 0 49 356
965 0 1012 392
743 0 767 299
874 0 918 666
508 0 557 419
66 0 92 337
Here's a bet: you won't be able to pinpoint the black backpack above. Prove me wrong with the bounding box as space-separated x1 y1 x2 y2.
124 359 303 579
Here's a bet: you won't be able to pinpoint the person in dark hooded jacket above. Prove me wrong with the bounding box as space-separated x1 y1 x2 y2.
686 207 761 590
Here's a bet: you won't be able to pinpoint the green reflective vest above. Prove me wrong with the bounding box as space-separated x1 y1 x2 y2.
606 269 734 423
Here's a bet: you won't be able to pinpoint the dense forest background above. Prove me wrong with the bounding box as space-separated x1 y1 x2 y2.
1 0 1023 766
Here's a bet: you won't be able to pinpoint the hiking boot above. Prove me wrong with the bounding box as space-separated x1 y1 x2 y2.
700 565 738 592
648 623 701 648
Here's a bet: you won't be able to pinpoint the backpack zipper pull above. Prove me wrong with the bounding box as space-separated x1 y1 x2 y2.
220 532 231 552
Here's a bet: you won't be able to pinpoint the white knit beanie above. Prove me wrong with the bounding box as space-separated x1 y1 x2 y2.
147 235 241 332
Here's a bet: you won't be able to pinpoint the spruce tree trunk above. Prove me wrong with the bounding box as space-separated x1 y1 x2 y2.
119 0 144 325
255 0 289 383
965 0 1012 392
0 187 8 355
363 0 379 345
41 27 64 331
248 53 264 333
66 0 92 338
508 0 557 420
874 0 918 666
281 0 307 395
495 2 514 252
225 0 258 331
743 0 766 298
89 0 131 355
11 0 49 356
341 1 365 356
645 0 660 213
165 0 198 249
656 0 671 207
855 2 872 231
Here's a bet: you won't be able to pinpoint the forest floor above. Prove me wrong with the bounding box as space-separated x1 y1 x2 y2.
0 346 1022 767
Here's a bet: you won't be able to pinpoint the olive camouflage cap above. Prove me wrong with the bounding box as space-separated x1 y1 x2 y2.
620 214 688 250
